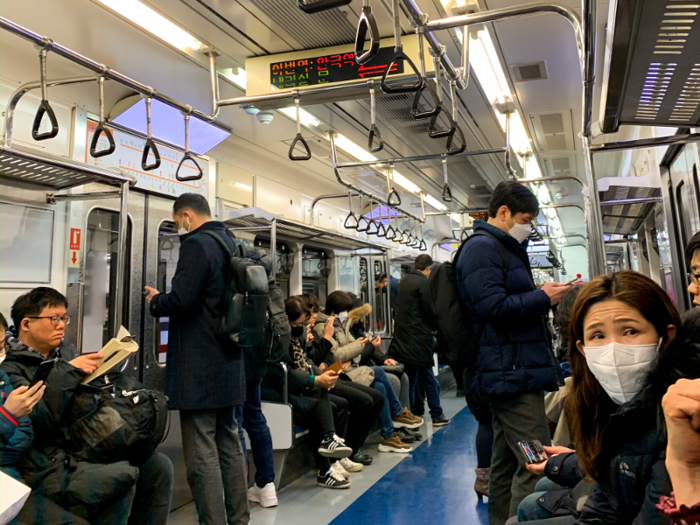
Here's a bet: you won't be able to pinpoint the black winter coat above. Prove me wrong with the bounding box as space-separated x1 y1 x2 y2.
455 221 561 395
150 221 245 410
388 270 438 368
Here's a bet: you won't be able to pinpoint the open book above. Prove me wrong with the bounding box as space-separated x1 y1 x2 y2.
81 326 139 384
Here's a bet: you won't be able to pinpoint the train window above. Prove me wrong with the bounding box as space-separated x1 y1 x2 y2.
83 208 132 351
155 221 180 365
337 257 357 293
302 248 330 305
676 181 690 247
0 202 54 283
358 257 368 304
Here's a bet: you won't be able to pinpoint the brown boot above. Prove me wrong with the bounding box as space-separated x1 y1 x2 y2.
474 467 490 502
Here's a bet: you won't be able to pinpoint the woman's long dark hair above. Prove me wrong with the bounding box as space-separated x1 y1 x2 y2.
324 291 354 315
567 271 681 480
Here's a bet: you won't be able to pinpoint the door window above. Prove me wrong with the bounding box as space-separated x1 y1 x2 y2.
155 221 180 365
83 209 132 350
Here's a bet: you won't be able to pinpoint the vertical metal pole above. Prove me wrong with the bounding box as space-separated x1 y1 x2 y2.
270 218 277 278
113 180 129 335
505 111 515 177
581 0 606 277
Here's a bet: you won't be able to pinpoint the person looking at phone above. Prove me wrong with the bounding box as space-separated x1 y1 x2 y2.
2 287 173 525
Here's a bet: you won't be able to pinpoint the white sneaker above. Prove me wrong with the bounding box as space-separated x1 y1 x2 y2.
339 457 364 473
333 460 350 479
248 482 278 508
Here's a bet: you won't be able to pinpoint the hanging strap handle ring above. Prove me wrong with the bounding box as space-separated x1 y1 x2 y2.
355 0 380 65
367 195 379 235
344 191 359 229
298 0 352 14
90 76 116 158
368 82 384 153
176 113 203 182
381 0 423 94
441 158 453 202
385 163 402 206
446 80 466 155
376 203 388 237
289 95 312 161
142 97 161 171
428 54 456 140
32 46 60 141
356 194 370 232
419 223 427 251
412 26 441 120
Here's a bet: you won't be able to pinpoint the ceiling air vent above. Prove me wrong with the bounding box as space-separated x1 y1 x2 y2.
530 110 575 153
511 61 548 82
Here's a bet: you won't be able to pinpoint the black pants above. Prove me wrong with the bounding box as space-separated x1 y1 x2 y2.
311 388 348 472
333 380 383 452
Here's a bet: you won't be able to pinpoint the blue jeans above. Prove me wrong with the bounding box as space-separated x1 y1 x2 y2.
405 363 443 420
370 367 402 439
517 477 564 521
235 378 276 488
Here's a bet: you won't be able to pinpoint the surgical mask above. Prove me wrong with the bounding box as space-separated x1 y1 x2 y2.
583 338 662 405
0 349 5 366
337 311 348 323
506 215 532 244
178 217 191 236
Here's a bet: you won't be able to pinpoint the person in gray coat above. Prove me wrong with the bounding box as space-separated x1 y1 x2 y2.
145 193 249 525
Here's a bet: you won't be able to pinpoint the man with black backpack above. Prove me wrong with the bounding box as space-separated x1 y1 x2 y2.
145 193 249 525
454 181 569 525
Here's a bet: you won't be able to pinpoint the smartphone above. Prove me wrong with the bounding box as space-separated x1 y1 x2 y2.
326 360 344 374
29 358 58 388
517 440 547 464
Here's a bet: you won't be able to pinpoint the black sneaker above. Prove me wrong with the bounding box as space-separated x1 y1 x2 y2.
396 428 417 443
405 428 423 441
432 415 451 427
317 468 351 489
350 450 373 466
318 434 353 458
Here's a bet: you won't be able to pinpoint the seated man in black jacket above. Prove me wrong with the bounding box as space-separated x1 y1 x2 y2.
2 287 173 525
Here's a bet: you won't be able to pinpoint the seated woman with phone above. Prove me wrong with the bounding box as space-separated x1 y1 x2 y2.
515 271 700 524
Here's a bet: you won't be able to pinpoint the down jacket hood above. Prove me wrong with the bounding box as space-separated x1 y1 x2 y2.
347 304 372 327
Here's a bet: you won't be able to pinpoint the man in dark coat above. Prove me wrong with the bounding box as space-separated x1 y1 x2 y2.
145 193 249 525
3 287 173 525
389 254 449 427
455 181 569 525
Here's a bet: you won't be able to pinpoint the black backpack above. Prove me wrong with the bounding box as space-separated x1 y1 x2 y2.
429 230 509 371
203 231 270 349
68 373 168 466
262 278 292 365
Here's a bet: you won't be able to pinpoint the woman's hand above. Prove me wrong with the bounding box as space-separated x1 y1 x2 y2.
314 370 338 390
323 315 335 341
662 378 700 507
4 382 46 418
306 329 314 346
384 358 397 366
371 335 381 348
524 445 573 476
356 337 369 346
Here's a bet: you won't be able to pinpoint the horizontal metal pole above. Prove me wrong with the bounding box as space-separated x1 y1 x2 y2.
540 203 585 213
227 226 273 232
590 133 700 153
0 16 225 126
47 191 121 203
519 175 585 186
560 243 587 249
310 192 360 225
336 148 506 169
600 197 663 206
108 122 208 159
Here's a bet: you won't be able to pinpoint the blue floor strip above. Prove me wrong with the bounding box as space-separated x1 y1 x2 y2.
330 406 489 525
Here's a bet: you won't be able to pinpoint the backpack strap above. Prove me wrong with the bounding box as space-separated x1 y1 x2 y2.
201 230 245 258
456 230 510 279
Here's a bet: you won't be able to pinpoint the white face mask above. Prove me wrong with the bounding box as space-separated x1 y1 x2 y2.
337 311 348 323
506 214 532 244
178 217 191 236
583 338 661 405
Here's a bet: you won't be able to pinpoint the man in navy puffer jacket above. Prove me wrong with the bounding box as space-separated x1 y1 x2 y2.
455 181 570 525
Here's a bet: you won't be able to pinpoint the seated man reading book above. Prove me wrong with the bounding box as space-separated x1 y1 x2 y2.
1 287 173 525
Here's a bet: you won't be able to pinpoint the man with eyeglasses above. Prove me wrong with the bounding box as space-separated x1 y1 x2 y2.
1 287 173 524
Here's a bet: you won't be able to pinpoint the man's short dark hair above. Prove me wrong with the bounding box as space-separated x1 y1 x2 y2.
325 291 354 315
300 293 321 313
686 231 700 268
0 312 7 331
488 181 539 218
375 273 387 283
11 287 68 329
415 254 434 271
173 193 211 217
284 296 310 322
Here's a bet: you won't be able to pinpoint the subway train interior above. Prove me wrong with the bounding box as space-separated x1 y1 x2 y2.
0 0 699 523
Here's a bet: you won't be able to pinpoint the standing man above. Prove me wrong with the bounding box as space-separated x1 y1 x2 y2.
389 254 450 427
145 193 249 525
374 272 388 331
455 181 569 525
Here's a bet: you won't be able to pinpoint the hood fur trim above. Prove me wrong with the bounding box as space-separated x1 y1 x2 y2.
348 304 372 325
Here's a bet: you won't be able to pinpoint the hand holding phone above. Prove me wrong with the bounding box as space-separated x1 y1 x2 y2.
518 440 548 465
29 358 58 388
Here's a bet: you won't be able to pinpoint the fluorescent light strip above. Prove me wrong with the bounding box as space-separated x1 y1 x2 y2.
235 182 252 191
278 107 321 127
97 0 202 51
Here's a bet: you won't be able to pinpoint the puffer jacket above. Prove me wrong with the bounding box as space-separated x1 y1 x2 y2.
0 369 34 479
0 338 139 507
455 221 561 395
312 312 375 386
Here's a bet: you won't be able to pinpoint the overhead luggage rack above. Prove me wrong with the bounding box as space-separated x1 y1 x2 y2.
600 0 700 132
597 175 662 235
0 143 133 191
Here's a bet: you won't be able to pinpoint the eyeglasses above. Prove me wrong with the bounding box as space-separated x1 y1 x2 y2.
28 315 71 326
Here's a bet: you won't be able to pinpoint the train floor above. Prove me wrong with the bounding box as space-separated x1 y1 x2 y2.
169 388 489 525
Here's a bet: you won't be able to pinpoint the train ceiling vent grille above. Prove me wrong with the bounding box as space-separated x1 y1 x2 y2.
669 64 700 121
247 0 356 49
600 184 660 236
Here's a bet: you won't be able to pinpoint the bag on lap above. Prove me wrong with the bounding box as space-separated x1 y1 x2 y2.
428 230 509 371
68 373 168 466
203 230 270 349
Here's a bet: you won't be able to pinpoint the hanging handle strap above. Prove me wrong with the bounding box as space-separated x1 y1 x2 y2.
368 83 384 153
344 191 358 229
412 27 441 120
32 48 59 141
441 158 453 202
445 80 466 155
289 96 311 161
142 98 161 171
356 194 370 232
376 204 388 238
355 1 380 65
90 76 116 158
298 0 352 13
176 113 204 182
381 0 423 94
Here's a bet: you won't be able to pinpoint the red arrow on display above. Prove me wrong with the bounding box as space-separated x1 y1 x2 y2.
71 252 77 264
358 63 398 78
